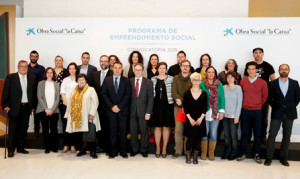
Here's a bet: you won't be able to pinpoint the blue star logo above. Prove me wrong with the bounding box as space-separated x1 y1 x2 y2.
26 28 35 35
224 28 233 36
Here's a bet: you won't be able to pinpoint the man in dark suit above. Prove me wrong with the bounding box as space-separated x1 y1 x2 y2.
91 55 113 154
1 60 37 158
264 64 300 167
102 62 131 159
129 63 154 158
78 52 97 85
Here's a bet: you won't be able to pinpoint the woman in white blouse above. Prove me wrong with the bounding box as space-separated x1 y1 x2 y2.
64 74 101 159
60 62 78 153
36 67 60 153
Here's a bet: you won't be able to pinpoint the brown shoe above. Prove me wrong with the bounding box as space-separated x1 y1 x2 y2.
208 139 217 161
71 146 76 153
172 153 180 159
200 140 208 160
61 146 69 153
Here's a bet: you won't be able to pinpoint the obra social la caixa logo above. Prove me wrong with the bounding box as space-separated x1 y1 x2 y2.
26 28 35 36
223 28 233 36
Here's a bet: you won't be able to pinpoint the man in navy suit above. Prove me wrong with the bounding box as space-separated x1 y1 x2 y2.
102 62 131 159
264 64 300 167
1 60 37 158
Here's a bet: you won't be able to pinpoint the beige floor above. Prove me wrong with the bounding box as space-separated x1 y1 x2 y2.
0 148 299 179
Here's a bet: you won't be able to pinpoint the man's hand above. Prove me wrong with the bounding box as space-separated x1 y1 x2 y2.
112 105 120 113
175 99 182 106
145 114 150 120
234 118 239 124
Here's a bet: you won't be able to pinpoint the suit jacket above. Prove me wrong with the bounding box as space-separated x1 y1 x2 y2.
78 64 98 85
91 69 113 110
36 80 60 114
268 78 300 120
102 76 131 116
1 73 37 117
130 77 154 118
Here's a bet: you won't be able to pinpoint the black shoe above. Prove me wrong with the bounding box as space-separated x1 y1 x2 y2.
120 152 128 159
76 150 86 157
264 159 272 166
8 151 14 158
96 148 104 153
228 156 237 161
280 159 289 167
221 155 229 160
108 152 117 159
162 154 167 158
130 152 138 157
17 149 29 154
34 132 41 137
141 152 148 158
155 154 161 158
51 149 58 153
45 149 50 154
90 151 98 159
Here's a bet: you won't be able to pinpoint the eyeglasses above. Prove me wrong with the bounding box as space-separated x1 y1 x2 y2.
192 79 201 82
18 66 28 68
30 55 38 57
181 65 190 68
100 61 109 63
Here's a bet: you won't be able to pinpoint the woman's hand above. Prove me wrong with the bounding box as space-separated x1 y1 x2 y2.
45 109 53 116
196 118 203 126
189 118 196 126
88 115 94 120
218 112 224 120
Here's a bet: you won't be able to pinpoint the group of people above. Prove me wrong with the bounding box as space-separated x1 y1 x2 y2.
1 48 299 167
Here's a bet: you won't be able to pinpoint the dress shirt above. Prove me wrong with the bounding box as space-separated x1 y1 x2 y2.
80 64 89 75
45 81 55 109
60 76 77 105
279 78 289 97
18 72 28 103
113 75 121 89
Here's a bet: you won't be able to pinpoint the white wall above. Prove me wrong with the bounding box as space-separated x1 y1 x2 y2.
24 0 249 17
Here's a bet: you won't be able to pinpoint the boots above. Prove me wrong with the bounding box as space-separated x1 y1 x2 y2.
185 151 191 164
200 140 208 160
208 139 217 160
193 150 199 164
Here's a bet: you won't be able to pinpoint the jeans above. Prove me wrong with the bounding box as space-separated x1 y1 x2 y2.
222 117 238 157
240 108 262 155
266 113 294 160
201 120 220 141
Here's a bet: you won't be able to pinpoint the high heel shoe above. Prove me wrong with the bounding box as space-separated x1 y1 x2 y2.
61 146 69 153
155 153 161 158
71 146 76 153
162 154 167 158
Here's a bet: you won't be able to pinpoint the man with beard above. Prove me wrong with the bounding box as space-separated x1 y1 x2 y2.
168 51 194 76
27 50 45 137
91 55 113 154
78 52 98 85
264 64 300 167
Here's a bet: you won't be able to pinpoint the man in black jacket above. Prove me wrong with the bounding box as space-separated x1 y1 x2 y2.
264 64 300 167
1 60 37 158
78 52 97 85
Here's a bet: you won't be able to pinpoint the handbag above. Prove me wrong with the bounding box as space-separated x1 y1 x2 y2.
82 119 97 143
175 108 186 122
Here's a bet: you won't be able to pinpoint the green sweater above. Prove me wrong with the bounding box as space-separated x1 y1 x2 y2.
200 81 225 112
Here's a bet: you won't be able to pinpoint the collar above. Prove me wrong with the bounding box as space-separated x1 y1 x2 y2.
135 77 143 81
279 77 289 84
81 64 89 70
18 72 27 78
248 75 258 82
101 68 109 73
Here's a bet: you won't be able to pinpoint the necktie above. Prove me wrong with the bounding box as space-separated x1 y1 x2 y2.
21 75 28 102
101 71 105 86
135 79 139 97
114 77 119 94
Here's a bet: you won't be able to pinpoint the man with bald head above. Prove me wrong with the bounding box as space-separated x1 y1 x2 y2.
264 64 300 167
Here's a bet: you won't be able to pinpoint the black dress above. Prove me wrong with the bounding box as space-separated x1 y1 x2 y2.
149 79 174 127
183 89 207 138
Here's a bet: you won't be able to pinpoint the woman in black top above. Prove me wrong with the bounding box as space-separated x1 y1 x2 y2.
217 59 241 85
147 54 159 79
183 72 207 164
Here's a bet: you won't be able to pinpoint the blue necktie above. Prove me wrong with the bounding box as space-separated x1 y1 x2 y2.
21 75 28 102
101 71 105 86
114 77 119 94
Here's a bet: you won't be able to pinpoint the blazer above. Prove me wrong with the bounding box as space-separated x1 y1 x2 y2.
268 78 300 120
36 80 60 114
77 64 98 85
102 76 131 116
130 77 154 118
123 64 147 78
90 70 113 110
1 73 37 117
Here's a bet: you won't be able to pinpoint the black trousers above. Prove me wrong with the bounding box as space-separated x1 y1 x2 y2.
34 110 41 133
108 111 128 153
266 113 294 160
37 111 59 150
97 108 110 152
8 103 30 152
261 102 270 138
130 114 148 153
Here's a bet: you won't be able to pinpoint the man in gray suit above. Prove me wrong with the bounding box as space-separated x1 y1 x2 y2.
129 63 154 158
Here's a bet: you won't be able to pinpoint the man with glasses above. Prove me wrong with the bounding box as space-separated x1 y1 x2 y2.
172 60 192 158
2 60 37 157
91 55 113 154
27 50 45 137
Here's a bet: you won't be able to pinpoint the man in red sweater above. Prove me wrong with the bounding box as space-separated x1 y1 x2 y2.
237 61 268 164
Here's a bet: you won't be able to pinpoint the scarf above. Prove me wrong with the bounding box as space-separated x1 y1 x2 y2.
70 84 89 130
204 78 220 120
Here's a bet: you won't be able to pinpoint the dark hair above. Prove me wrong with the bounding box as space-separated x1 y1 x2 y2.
279 64 290 70
225 59 238 72
81 52 90 57
147 54 159 70
200 53 212 67
67 62 78 75
76 73 88 82
44 67 56 81
177 50 186 57
225 71 237 84
133 63 144 70
30 50 39 56
205 66 217 79
158 62 168 75
113 62 123 67
108 55 120 63
99 55 108 60
253 47 264 53
246 61 258 70
128 51 143 65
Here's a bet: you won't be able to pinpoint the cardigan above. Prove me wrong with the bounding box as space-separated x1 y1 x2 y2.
36 80 60 114
151 75 174 104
